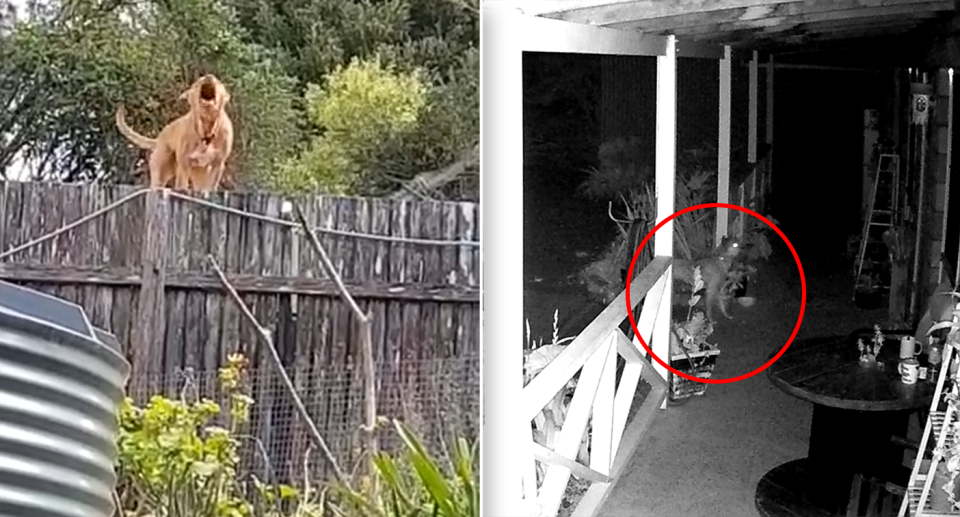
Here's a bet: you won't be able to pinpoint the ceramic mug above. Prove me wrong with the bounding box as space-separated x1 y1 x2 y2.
900 336 922 359
900 358 921 385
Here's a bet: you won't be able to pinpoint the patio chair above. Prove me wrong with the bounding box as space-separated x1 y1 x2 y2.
844 430 930 516
846 471 905 517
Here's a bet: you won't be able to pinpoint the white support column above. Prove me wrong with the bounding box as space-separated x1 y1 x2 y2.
748 51 758 164
654 35 677 409
766 53 775 187
717 45 732 246
481 6 530 516
946 68 955 285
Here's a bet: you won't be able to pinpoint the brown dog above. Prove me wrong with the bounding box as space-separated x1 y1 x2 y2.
116 74 234 192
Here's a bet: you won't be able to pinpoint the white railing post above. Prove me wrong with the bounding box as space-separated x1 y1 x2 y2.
654 35 677 408
766 53 775 190
481 5 530 515
748 51 758 164
717 45 732 247
941 68 954 284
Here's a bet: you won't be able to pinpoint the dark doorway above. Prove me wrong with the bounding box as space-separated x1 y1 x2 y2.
772 69 877 264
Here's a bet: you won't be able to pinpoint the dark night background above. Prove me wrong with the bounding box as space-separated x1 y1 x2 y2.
522 50 882 338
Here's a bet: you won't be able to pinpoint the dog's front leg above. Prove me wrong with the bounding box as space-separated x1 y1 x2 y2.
204 160 227 193
173 164 191 192
148 150 171 189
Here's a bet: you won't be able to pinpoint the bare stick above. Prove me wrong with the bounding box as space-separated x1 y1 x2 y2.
206 254 347 484
293 204 368 323
293 203 379 474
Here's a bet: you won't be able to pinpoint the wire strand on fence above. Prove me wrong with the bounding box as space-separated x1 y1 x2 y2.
167 190 480 248
0 186 478 263
0 187 150 261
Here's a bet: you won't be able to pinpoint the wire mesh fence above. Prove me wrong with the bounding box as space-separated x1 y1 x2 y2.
126 354 480 485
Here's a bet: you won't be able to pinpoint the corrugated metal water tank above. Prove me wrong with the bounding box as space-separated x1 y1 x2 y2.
0 280 131 517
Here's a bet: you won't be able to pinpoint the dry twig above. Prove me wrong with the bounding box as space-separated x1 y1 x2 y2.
292 204 379 477
206 254 347 484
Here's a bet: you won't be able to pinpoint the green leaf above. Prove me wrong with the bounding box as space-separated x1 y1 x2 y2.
393 420 456 516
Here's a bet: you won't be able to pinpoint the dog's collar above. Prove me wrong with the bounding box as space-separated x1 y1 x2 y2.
198 117 222 146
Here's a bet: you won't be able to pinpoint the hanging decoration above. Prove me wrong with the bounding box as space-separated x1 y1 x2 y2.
913 93 930 125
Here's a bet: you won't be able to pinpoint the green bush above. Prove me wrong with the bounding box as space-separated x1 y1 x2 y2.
114 353 297 517
113 353 478 517
268 56 428 194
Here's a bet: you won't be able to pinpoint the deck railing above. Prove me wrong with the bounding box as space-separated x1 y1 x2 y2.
522 257 670 516
524 153 772 517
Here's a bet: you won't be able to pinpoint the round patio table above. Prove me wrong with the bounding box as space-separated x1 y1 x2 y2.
754 328 936 517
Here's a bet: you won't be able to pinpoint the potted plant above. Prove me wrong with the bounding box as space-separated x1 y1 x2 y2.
856 325 885 369
668 265 721 403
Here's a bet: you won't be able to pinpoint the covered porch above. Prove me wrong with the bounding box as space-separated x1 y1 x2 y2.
483 2 960 517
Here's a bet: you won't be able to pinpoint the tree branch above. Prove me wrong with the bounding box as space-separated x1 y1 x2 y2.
388 142 479 201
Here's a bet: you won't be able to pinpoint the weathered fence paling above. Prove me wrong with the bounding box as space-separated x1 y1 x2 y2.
136 189 168 375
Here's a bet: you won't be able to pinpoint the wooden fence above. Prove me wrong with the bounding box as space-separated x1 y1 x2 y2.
0 181 480 478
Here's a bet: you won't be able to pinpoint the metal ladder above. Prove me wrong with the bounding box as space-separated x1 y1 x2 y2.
854 153 901 297
900 340 960 516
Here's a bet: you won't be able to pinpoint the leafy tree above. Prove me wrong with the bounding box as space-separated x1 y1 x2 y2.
227 0 479 197
269 56 427 194
0 0 302 185
0 0 478 199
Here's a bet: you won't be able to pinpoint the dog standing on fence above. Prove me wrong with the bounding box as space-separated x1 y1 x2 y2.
116 74 234 193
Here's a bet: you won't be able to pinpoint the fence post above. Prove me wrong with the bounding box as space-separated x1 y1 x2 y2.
134 189 169 381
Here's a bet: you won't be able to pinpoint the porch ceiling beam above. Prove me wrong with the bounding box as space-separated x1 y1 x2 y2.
773 23 927 44
753 40 921 67
678 12 938 42
754 32 914 54
605 1 953 33
750 11 940 35
706 20 927 48
691 19 926 47
713 20 922 51
517 13 667 55
676 39 726 59
492 0 956 28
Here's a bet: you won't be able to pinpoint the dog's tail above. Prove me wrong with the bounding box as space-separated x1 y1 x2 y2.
115 105 156 150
